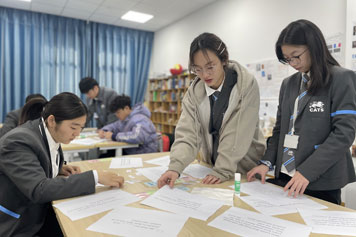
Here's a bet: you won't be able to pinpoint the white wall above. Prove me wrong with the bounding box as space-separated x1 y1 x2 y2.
345 0 356 70
149 0 346 77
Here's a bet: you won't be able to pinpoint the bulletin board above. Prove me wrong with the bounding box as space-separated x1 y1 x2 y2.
246 59 295 136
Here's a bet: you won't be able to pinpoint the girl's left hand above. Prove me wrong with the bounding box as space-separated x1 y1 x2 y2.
59 165 81 176
202 174 221 184
284 171 309 197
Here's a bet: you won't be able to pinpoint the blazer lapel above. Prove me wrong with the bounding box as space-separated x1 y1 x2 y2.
296 91 312 118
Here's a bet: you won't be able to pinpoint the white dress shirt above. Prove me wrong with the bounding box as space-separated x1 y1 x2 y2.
40 118 98 183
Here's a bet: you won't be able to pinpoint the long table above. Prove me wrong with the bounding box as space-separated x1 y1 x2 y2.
62 137 139 158
53 152 356 237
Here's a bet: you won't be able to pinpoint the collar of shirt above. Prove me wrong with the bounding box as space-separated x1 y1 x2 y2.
42 118 60 152
95 87 105 102
204 79 224 97
39 118 60 178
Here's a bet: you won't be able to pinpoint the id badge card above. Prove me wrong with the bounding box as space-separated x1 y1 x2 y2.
284 134 299 149
93 112 99 119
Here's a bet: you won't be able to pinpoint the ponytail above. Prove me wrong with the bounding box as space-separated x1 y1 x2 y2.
19 97 48 125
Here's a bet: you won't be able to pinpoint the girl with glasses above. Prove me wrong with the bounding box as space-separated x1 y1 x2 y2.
0 92 124 236
158 32 266 188
247 19 356 204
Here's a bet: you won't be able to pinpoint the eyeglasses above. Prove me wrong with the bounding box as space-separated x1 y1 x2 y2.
191 63 217 76
280 48 308 65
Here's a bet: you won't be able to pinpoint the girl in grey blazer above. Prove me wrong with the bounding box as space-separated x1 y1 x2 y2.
247 19 356 204
0 92 124 236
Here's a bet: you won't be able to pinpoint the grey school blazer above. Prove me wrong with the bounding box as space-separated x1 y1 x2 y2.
263 66 356 191
86 86 118 128
0 119 95 236
0 108 21 138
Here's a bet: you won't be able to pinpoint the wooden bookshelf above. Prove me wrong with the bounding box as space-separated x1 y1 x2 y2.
148 73 194 134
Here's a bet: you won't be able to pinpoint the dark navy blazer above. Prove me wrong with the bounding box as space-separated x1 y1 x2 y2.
264 66 356 190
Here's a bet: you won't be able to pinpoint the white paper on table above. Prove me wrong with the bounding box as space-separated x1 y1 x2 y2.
191 187 234 206
109 157 143 169
240 181 327 209
182 164 213 179
53 189 140 221
144 155 170 166
79 131 97 137
141 186 224 221
298 208 356 236
87 206 188 237
208 207 311 237
136 166 168 182
240 196 294 216
70 137 107 145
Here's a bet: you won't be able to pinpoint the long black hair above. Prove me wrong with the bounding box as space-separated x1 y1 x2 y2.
276 19 339 95
189 32 229 72
20 92 88 125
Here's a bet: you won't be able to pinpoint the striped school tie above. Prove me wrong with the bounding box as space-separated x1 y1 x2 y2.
282 74 309 172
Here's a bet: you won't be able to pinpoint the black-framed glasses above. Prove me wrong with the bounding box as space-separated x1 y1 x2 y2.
280 48 308 65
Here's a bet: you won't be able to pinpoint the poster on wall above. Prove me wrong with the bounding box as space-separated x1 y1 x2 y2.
246 59 290 99
351 22 356 72
246 58 295 136
259 99 278 137
326 32 345 66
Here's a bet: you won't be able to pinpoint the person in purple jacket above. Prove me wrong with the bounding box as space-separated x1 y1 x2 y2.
98 95 158 154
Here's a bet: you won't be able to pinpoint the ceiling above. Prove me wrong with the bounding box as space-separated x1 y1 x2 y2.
0 0 219 32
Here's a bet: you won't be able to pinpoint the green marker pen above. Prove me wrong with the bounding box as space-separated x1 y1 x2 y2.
234 173 241 197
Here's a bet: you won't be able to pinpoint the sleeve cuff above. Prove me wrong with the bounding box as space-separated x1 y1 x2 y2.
92 170 99 185
111 133 117 141
258 160 274 171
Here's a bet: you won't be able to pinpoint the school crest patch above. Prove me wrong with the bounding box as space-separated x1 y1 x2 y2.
309 101 324 112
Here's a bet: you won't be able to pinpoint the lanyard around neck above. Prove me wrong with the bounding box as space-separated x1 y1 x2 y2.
290 77 307 135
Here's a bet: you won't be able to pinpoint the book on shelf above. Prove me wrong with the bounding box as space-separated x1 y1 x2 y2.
160 91 168 101
169 104 177 112
178 77 184 88
171 92 176 101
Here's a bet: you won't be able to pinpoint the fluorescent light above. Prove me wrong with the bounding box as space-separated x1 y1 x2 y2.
18 0 31 2
121 11 153 23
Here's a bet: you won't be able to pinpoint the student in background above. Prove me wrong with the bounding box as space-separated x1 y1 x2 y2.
98 95 158 154
79 77 118 128
247 19 356 204
158 32 265 188
0 93 46 138
0 92 124 236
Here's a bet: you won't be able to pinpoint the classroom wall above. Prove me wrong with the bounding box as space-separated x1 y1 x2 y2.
345 0 356 70
149 0 346 77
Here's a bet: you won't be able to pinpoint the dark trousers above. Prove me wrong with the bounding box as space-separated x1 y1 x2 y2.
37 206 63 237
267 173 341 205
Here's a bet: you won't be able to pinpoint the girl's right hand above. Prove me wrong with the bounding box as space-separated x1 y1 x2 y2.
157 170 179 188
247 164 269 183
